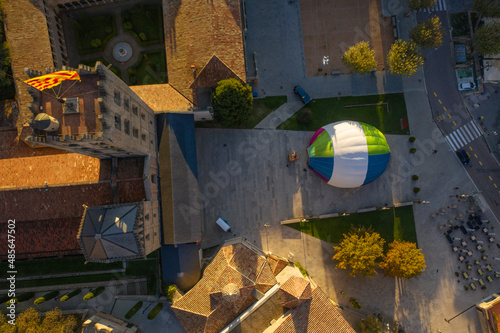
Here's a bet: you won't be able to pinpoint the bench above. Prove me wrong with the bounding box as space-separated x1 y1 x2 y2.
487 276 493 282
478 269 484 275
470 283 476 290
463 272 469 279
479 279 485 286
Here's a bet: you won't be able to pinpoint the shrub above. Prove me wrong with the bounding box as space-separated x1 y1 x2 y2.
410 148 417 154
83 287 105 301
139 33 147 41
412 175 419 181
127 68 137 75
166 285 177 302
105 26 113 34
34 290 59 305
7 292 34 305
409 136 416 142
123 21 133 30
297 109 312 125
60 289 81 302
90 39 102 48
147 303 163 320
350 297 361 309
125 301 143 319
294 262 309 277
413 187 421 193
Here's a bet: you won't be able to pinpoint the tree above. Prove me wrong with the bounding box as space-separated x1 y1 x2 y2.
332 226 385 278
0 312 16 333
410 16 443 48
472 0 500 18
387 40 424 76
475 21 500 56
380 240 426 279
359 315 383 333
408 0 437 10
6 307 77 333
212 78 253 126
341 41 377 74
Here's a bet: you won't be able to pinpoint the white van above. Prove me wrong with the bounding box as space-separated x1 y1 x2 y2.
216 218 231 232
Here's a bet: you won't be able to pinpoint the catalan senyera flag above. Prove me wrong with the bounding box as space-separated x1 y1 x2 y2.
24 71 81 91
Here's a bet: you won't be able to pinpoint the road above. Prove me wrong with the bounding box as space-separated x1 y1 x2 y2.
419 11 500 219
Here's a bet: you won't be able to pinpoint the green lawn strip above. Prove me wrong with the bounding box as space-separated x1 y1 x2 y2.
287 206 417 252
128 50 167 85
195 95 287 129
126 259 158 295
0 257 121 277
73 13 117 55
277 93 409 135
122 4 164 46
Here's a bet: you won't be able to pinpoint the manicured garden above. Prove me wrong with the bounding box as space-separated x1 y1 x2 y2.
128 50 167 85
122 4 164 46
73 13 117 55
287 205 417 252
277 93 409 135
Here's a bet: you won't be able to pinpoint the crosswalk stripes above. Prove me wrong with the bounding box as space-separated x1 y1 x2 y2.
445 121 483 151
420 0 447 12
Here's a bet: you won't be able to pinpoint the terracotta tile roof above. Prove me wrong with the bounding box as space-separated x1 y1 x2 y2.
163 0 246 103
267 254 289 276
279 276 312 309
129 84 192 112
0 129 66 160
190 56 243 89
172 242 277 333
272 287 356 333
2 0 54 135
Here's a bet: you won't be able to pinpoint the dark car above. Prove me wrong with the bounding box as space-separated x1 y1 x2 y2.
456 150 470 165
294 85 311 104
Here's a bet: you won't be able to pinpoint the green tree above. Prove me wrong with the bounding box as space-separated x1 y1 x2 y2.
341 41 377 74
408 0 437 10
475 21 500 56
359 315 383 333
332 226 385 278
380 240 426 279
410 16 443 48
213 78 253 126
387 40 424 76
472 0 500 18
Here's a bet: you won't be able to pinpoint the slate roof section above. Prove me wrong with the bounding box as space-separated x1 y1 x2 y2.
172 242 277 333
157 113 201 244
77 203 143 262
279 276 312 309
163 0 246 103
129 84 192 112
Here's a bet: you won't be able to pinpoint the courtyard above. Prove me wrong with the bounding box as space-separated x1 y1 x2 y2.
299 0 395 76
62 0 166 85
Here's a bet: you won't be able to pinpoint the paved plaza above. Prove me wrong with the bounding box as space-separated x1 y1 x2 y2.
299 0 395 75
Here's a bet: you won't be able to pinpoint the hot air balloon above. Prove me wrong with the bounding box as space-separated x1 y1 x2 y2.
307 121 390 188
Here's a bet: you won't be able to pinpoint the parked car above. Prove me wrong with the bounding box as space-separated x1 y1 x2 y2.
458 82 475 91
456 150 470 165
293 85 311 104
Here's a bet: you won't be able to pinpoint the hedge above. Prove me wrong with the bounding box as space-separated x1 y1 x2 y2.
60 289 81 302
294 262 309 278
147 303 163 320
34 290 59 305
83 286 105 301
6 292 34 305
125 301 143 319
166 285 177 301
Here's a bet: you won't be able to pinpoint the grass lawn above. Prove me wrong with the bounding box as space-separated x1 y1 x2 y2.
287 206 417 252
0 256 159 294
129 50 167 85
277 93 409 135
195 95 287 129
122 4 164 46
73 13 117 55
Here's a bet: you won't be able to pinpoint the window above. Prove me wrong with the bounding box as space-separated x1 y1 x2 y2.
151 174 157 184
141 133 146 141
114 91 121 105
141 113 146 120
124 98 130 111
132 106 138 116
145 214 150 220
133 128 139 138
124 119 130 135
114 114 121 130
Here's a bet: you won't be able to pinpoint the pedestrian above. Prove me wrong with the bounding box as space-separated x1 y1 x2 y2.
432 149 438 154
479 116 484 120
455 187 459 190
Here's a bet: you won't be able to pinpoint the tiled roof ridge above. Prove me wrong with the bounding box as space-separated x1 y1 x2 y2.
190 55 245 89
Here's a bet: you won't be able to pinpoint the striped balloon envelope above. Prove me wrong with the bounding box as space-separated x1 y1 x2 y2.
307 121 390 188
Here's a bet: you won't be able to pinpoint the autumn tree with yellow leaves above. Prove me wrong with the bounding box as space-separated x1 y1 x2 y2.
341 41 377 74
380 240 426 279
